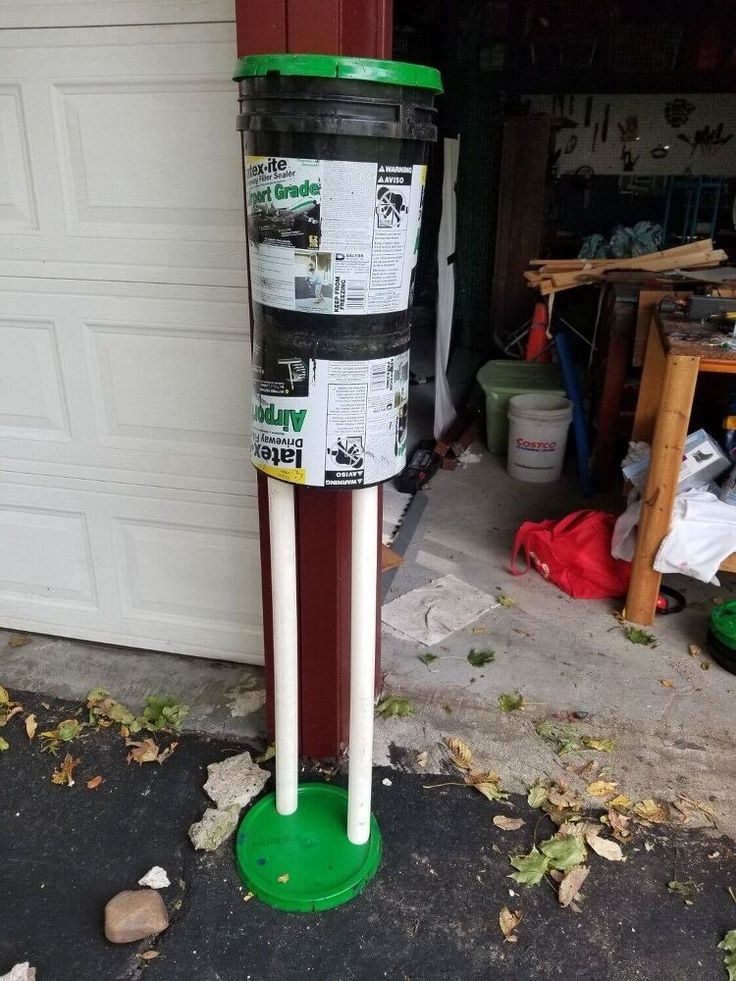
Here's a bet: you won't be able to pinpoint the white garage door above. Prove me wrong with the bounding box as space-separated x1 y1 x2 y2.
0 7 263 663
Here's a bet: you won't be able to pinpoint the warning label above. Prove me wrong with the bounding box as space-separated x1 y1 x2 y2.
251 350 410 487
245 155 426 316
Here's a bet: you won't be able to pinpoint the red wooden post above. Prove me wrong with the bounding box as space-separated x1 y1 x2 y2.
236 0 393 757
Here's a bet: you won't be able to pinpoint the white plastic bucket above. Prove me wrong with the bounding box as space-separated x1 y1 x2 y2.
507 393 573 483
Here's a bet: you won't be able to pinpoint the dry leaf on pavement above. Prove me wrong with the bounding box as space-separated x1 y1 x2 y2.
277 873 290 884
587 780 618 798
608 794 633 810
586 834 624 861
659 678 674 688
633 799 668 824
606 809 631 837
25 715 37 741
558 865 590 907
51 753 80 786
7 633 32 648
688 644 702 657
499 906 522 942
86 775 104 790
137 951 160 961
493 815 525 831
444 736 473 771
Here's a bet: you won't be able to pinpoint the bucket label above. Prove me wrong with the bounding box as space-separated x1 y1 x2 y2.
245 155 426 316
250 350 409 487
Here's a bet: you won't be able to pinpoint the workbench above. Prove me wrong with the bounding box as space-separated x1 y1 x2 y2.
626 310 736 624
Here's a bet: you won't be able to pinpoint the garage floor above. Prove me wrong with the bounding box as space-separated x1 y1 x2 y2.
2 449 736 979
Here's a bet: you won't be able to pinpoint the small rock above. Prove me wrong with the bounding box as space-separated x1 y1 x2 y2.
189 805 240 852
138 866 170 890
382 778 392 787
0 965 36 981
203 752 269 810
104 889 169 944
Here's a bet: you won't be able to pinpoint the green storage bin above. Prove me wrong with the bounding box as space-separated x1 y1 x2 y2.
476 360 567 454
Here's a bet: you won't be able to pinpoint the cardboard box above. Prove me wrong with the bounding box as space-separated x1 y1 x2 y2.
623 429 730 493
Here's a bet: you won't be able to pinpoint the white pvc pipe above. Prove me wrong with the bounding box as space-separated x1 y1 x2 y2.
347 484 379 845
268 477 299 816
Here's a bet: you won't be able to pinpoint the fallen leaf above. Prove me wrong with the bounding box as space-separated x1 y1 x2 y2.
718 930 736 981
120 724 130 739
277 873 290 884
0 686 9 704
442 703 453 715
547 784 585 813
534 721 585 756
25 714 37 741
242 891 254 902
587 834 624 861
140 695 190 733
498 905 522 942
7 633 32 648
138 951 160 961
688 644 702 657
668 879 698 904
527 783 549 808
493 815 525 831
86 775 104 790
126 738 160 765
444 736 473 771
255 744 275 764
471 626 487 635
606 809 631 837
587 780 618 799
467 770 509 803
0 705 22 727
558 864 590 907
623 626 657 646
497 595 516 608
157 741 178 764
701 661 711 671
417 653 439 667
558 820 601 840
539 834 587 871
375 696 414 718
467 649 495 668
51 753 80 786
498 692 524 713
608 794 633 810
659 678 675 688
581 736 615 753
729 886 736 905
415 751 428 768
633 799 668 824
86 688 136 727
509 848 549 886
0 737 8 751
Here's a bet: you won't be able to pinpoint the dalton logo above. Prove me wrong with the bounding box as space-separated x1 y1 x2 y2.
253 403 307 433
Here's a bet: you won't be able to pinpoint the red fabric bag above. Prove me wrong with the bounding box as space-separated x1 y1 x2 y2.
510 510 631 599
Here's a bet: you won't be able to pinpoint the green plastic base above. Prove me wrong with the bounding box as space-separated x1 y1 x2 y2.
235 784 382 912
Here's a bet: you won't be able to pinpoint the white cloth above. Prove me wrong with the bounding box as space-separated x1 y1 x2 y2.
612 487 736 584
655 489 736 584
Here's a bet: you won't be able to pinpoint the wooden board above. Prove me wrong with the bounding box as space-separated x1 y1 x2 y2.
489 115 552 342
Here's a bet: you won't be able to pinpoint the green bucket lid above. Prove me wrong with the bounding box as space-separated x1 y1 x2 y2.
710 600 736 650
234 53 443 93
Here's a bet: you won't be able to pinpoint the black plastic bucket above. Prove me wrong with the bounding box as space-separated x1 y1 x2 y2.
234 54 442 488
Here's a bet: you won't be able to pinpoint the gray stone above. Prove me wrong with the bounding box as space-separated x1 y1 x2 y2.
202 751 269 810
188 805 240 852
104 888 169 944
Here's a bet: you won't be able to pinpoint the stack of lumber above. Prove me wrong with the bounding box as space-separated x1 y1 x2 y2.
524 239 727 296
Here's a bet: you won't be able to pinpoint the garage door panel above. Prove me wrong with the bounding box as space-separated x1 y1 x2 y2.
0 317 72 442
86 321 248 451
115 517 261 627
0 474 263 663
0 504 99 611
0 84 38 231
0 24 246 285
0 284 254 491
52 80 243 238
